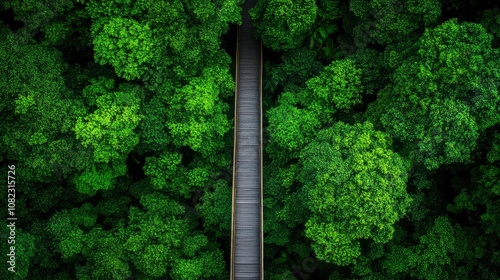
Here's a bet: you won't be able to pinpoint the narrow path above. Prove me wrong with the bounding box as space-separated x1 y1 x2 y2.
230 0 263 278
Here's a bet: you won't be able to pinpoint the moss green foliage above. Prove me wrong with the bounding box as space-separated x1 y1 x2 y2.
367 19 500 169
300 58 364 122
92 17 153 80
2 0 500 279
349 0 441 46
125 193 226 279
250 0 318 51
74 80 143 164
300 122 411 265
261 0 500 279
1 0 239 278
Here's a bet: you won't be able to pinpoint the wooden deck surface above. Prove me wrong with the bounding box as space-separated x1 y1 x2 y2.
230 0 263 278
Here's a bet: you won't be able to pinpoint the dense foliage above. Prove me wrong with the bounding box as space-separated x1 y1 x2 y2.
255 0 500 278
1 0 240 279
1 0 500 279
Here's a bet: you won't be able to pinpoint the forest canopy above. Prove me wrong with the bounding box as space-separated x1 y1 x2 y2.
1 0 240 279
1 0 500 279
255 0 500 279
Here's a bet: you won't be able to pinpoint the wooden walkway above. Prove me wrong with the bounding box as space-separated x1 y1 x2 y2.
230 0 263 278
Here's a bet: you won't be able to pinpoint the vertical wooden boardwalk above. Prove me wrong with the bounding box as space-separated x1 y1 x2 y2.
230 0 263 279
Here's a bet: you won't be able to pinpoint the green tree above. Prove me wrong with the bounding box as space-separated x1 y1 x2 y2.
92 17 154 80
125 193 226 279
77 227 131 280
265 48 323 94
266 57 364 154
267 93 321 154
250 0 318 51
163 65 233 159
72 79 142 195
195 180 232 238
366 19 500 169
0 228 36 279
349 0 441 46
382 217 456 279
143 151 191 197
74 79 143 164
0 27 88 183
86 0 241 84
299 122 411 265
299 58 364 123
47 210 85 260
3 0 74 30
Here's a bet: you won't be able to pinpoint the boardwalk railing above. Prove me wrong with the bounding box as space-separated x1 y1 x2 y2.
230 27 240 280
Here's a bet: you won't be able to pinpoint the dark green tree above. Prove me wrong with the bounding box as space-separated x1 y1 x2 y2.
250 0 318 51
299 122 411 265
366 19 500 169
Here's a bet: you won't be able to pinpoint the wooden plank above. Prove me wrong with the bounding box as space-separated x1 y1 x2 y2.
231 0 263 278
